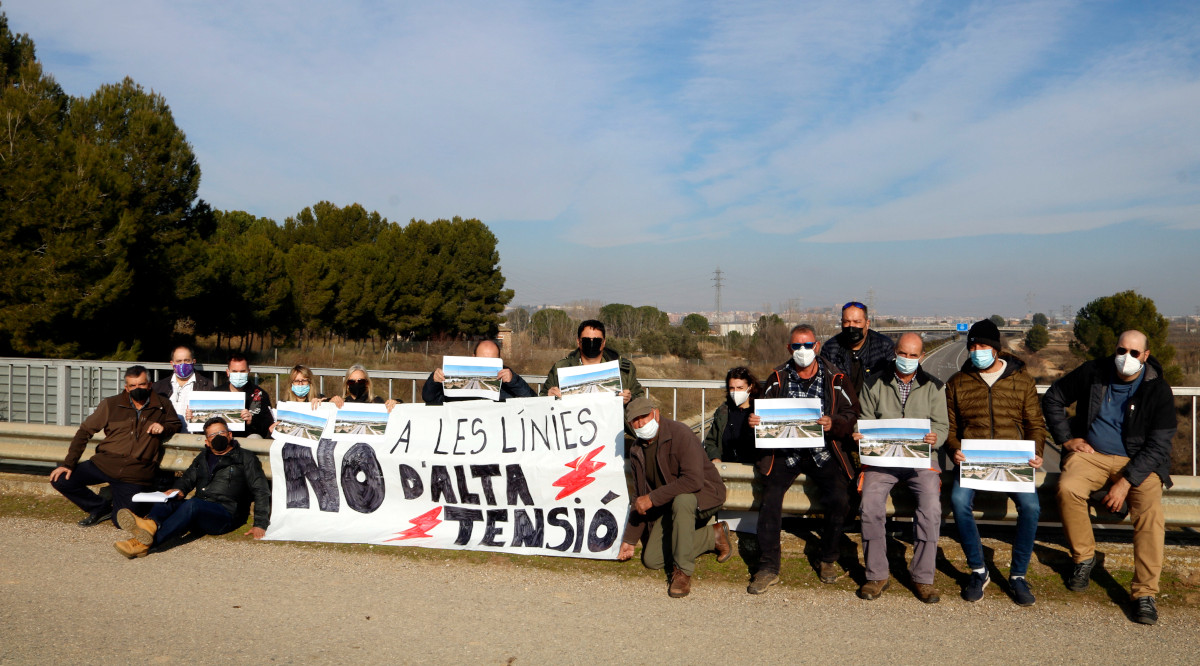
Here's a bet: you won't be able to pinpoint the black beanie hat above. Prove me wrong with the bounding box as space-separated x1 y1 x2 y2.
967 319 1002 351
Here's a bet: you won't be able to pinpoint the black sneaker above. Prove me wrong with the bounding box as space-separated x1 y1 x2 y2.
964 570 989 602
1010 576 1036 607
1133 596 1158 625
1066 558 1095 592
78 501 113 527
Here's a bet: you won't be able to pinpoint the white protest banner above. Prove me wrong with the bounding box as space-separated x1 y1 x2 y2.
754 398 823 448
959 439 1037 493
187 391 246 432
442 355 503 400
858 418 933 469
558 360 622 396
265 395 629 560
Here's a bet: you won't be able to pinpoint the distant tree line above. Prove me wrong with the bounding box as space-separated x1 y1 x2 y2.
0 14 511 359
509 304 706 360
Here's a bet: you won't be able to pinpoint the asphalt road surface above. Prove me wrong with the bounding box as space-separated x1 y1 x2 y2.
3 516 1197 664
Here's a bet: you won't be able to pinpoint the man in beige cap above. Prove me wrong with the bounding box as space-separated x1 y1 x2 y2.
617 397 731 597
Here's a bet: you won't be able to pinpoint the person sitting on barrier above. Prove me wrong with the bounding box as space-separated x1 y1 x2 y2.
852 333 948 603
327 364 399 411
540 319 644 404
51 365 182 528
152 344 215 432
208 352 274 438
946 319 1045 606
269 364 325 434
702 366 760 464
820 301 896 397
114 416 271 558
617 397 731 598
1042 329 1176 625
422 339 535 405
747 324 859 594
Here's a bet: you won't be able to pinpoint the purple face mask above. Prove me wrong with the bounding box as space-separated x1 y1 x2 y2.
173 362 195 379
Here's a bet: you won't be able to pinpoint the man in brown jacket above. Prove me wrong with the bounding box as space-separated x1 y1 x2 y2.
617 397 731 598
946 319 1046 606
50 365 183 527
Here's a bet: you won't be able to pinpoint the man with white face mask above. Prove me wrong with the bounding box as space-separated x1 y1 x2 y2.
211 352 274 438
1043 329 1177 625
748 325 859 594
617 398 730 598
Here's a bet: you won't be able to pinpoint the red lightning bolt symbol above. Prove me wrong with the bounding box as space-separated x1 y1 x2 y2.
386 506 443 541
552 445 606 500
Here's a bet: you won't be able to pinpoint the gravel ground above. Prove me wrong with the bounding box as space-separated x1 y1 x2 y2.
2 517 1198 664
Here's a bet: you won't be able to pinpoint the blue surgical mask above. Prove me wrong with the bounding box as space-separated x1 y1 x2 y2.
895 356 919 375
291 384 311 397
229 372 249 388
970 349 995 370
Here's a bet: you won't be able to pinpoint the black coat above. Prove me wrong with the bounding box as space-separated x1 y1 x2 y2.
175 442 272 528
213 380 275 438
1043 356 1177 488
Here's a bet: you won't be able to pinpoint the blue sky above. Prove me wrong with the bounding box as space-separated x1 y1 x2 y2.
859 427 927 439
561 365 621 386
757 407 822 422
7 1 1200 314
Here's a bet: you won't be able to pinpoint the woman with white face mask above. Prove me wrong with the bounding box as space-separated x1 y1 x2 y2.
702 367 761 463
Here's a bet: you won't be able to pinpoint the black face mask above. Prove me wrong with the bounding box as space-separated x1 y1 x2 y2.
839 326 864 346
209 435 231 453
347 381 368 399
129 387 151 403
580 338 604 359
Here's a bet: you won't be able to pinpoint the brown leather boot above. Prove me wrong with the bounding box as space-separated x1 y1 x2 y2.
114 538 149 559
713 521 732 563
915 583 941 604
857 578 890 600
668 568 692 598
117 508 157 546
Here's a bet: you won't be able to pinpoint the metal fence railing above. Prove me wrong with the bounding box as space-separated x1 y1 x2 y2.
2 357 1197 475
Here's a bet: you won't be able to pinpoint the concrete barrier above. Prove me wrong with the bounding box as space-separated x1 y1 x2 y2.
3 423 1198 526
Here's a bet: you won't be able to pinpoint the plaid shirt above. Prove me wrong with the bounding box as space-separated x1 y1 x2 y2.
896 373 914 406
781 364 830 469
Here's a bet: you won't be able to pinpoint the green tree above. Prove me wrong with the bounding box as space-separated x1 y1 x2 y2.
666 327 702 360
598 303 637 338
748 314 788 364
531 308 576 347
637 328 669 356
1032 312 1049 327
1072 291 1181 383
989 314 1006 327
635 305 670 332
1024 324 1049 353
682 313 710 335
506 307 531 334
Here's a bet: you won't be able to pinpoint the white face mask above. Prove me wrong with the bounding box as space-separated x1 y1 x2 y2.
792 347 816 368
633 417 659 440
1115 353 1143 377
730 390 750 407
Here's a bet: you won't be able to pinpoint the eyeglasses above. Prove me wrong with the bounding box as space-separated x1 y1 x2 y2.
347 379 368 386
1116 347 1146 358
207 430 231 439
789 342 816 350
841 301 866 311
292 379 311 385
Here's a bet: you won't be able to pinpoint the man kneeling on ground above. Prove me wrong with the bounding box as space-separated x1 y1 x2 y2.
115 417 271 558
617 398 731 598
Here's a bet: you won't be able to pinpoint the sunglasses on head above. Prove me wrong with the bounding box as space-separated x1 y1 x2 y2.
842 301 866 311
790 342 816 350
1116 347 1145 358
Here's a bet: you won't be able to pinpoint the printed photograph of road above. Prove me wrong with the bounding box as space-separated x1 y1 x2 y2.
274 407 330 441
188 395 245 430
754 404 822 439
858 424 931 463
559 364 622 396
960 444 1037 492
332 408 390 436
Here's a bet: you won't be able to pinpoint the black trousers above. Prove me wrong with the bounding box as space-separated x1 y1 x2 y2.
50 460 151 528
755 455 851 574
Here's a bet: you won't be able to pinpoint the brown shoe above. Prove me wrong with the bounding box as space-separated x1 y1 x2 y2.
114 538 149 559
747 570 780 595
857 578 890 600
117 508 157 546
915 583 941 604
668 568 692 598
818 561 843 584
713 521 732 563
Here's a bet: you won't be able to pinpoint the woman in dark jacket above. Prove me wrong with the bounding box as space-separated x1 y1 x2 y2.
702 366 760 463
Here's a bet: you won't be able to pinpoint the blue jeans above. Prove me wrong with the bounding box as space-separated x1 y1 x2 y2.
148 498 234 546
950 471 1040 577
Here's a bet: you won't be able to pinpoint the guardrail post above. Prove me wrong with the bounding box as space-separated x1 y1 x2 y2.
55 364 70 426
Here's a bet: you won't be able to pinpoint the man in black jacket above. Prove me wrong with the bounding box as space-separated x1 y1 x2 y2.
820 301 895 396
211 352 275 438
1042 329 1177 625
422 339 535 405
114 417 271 558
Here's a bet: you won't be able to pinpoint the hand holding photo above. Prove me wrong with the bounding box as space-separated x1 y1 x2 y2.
754 398 823 449
959 439 1037 493
187 391 246 431
557 360 622 396
442 355 503 400
858 418 932 468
